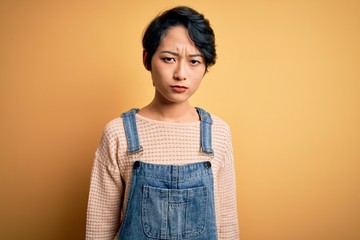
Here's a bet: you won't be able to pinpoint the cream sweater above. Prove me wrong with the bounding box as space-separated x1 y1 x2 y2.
86 113 239 239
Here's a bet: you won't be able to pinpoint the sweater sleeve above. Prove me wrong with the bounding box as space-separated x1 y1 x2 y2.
218 127 240 239
86 124 124 240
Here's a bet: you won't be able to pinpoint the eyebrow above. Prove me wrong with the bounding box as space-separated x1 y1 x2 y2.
159 51 204 58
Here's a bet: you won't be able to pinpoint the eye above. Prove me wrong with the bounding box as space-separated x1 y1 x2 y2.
162 57 175 63
190 59 201 65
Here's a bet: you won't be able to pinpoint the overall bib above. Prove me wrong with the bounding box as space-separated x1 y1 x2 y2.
118 108 218 240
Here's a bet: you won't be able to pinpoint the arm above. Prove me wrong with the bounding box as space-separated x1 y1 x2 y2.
86 125 124 240
218 128 240 239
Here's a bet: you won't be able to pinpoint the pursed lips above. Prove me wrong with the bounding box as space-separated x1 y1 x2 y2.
170 85 188 89
170 85 188 93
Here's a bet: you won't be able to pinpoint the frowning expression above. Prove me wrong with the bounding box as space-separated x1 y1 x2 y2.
148 26 206 105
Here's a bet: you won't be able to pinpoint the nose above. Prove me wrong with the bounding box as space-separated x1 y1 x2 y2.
173 61 187 81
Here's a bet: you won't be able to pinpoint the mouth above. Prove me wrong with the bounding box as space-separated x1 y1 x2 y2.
170 85 188 93
171 85 188 89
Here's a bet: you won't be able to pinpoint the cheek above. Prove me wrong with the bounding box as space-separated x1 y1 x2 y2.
193 70 205 84
151 67 168 87
153 65 172 80
193 66 206 78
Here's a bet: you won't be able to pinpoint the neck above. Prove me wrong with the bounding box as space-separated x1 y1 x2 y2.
139 98 199 123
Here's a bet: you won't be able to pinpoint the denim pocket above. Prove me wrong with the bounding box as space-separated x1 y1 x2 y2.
142 185 208 239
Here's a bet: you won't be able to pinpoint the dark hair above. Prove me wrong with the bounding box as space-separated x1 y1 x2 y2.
142 6 216 71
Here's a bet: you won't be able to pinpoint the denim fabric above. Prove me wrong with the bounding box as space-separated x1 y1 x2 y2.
122 108 213 156
119 108 218 239
195 107 214 156
121 108 143 154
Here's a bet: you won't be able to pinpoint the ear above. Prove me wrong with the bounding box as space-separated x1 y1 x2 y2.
142 50 151 71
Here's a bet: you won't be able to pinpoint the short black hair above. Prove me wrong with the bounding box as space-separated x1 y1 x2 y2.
142 6 216 71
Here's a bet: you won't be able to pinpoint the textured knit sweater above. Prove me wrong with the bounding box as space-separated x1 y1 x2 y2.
86 113 239 239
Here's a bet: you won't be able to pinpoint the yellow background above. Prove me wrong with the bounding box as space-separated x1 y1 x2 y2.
1 0 359 239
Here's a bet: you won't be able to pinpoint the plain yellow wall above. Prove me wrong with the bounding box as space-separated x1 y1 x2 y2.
1 0 359 239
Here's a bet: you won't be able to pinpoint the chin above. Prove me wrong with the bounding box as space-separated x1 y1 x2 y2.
163 96 190 104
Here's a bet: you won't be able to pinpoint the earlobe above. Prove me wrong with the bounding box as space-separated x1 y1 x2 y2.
142 50 151 71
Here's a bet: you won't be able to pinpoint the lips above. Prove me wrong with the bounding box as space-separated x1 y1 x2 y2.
170 85 188 93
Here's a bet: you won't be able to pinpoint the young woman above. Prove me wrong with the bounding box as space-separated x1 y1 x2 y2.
86 6 239 240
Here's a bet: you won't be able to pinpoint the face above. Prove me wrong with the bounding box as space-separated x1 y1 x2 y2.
147 26 206 105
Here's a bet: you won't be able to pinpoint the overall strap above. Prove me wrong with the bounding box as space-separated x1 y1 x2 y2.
195 107 214 156
122 108 213 156
121 108 143 155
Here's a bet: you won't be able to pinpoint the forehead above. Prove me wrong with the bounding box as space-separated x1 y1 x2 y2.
157 26 200 53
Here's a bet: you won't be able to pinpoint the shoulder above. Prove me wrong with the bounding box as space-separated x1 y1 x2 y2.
96 117 128 162
98 117 128 148
103 117 123 136
210 113 231 131
207 112 234 158
208 113 232 143
209 113 233 146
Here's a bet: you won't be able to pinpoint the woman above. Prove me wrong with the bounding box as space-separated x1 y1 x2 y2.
86 6 239 239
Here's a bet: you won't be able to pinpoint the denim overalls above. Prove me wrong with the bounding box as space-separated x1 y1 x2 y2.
118 108 218 240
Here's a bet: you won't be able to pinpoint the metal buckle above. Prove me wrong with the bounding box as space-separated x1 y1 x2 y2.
127 146 143 156
200 147 214 158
